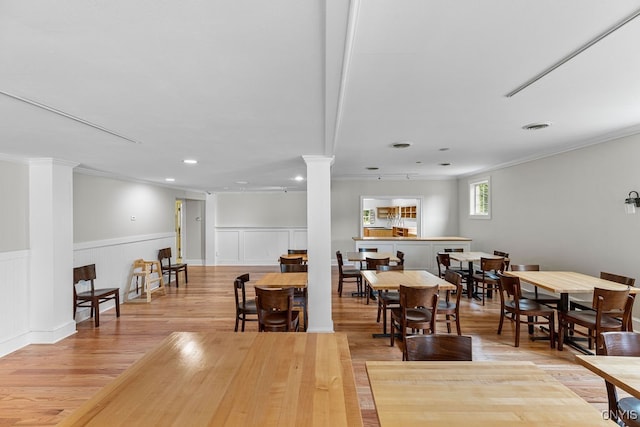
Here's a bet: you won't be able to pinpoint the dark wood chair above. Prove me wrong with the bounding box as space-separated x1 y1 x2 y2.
280 264 308 330
390 284 439 360
601 332 640 427
571 272 636 325
255 287 299 332
472 257 505 305
510 264 560 307
395 250 405 266
376 264 404 334
279 256 303 265
358 247 378 269
558 287 634 352
73 264 120 327
336 251 362 297
436 252 470 288
158 247 188 287
404 335 472 361
365 257 389 304
437 270 463 335
234 273 257 332
497 275 555 348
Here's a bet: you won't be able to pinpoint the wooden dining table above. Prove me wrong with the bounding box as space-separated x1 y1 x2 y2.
366 360 615 426
254 271 308 288
59 332 363 426
504 271 639 353
360 270 455 336
576 354 640 399
447 251 505 299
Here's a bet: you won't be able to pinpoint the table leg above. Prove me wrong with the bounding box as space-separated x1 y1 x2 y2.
467 261 481 301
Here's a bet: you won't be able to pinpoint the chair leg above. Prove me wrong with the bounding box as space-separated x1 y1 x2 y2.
557 316 565 350
234 314 239 332
93 299 100 327
377 299 382 323
514 316 520 347
548 315 555 349
115 294 120 317
455 315 461 336
497 310 504 335
446 315 452 334
338 277 343 297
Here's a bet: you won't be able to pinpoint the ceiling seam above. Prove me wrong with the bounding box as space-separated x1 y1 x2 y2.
328 0 361 155
505 6 640 97
0 89 142 144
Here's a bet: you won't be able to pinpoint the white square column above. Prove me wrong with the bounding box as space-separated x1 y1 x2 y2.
303 155 334 332
29 158 77 342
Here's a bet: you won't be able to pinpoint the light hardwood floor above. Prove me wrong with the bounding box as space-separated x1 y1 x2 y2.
0 266 612 426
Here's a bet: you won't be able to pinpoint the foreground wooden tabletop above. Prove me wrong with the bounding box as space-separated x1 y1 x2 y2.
576 355 640 399
254 271 308 288
59 332 362 426
366 361 615 426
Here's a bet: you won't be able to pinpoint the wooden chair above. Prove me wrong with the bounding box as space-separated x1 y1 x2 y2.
395 250 405 266
497 275 555 348
436 252 469 287
73 264 120 327
358 247 378 269
390 284 439 360
336 251 362 297
158 247 188 287
437 270 463 335
404 335 472 361
375 264 404 335
279 263 308 330
570 272 636 326
601 332 640 427
365 257 389 304
234 273 257 332
511 264 560 307
279 256 302 265
471 257 505 306
255 287 299 332
558 287 634 352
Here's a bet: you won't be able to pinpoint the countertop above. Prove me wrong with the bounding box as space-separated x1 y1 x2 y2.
353 236 471 241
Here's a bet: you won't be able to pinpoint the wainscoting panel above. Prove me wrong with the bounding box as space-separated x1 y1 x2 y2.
215 228 307 265
73 233 175 321
0 250 30 356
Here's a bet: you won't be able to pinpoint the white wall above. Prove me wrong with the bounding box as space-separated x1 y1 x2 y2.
459 133 640 319
73 173 183 243
0 159 29 251
331 179 460 254
215 192 307 227
184 199 204 264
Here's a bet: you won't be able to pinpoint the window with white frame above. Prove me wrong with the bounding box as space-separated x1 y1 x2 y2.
469 177 491 219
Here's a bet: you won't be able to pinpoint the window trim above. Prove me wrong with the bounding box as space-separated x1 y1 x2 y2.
468 176 491 219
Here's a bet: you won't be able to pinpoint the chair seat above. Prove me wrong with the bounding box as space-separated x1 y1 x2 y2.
437 300 457 312
504 299 555 314
520 290 560 305
342 268 361 276
472 272 499 282
379 291 399 303
261 311 299 329
391 307 432 323
564 310 624 329
238 300 257 313
619 397 640 427
76 288 119 299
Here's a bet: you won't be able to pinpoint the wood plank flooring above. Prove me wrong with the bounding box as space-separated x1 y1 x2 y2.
0 266 612 426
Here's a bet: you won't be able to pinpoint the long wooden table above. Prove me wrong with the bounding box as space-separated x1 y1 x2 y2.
254 272 308 288
59 332 362 426
361 270 454 336
576 355 640 399
366 360 615 426
504 271 639 353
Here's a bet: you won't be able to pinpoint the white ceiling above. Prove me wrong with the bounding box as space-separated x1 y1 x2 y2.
2 0 640 193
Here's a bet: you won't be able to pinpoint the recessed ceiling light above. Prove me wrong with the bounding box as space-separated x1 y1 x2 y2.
522 122 551 130
183 159 198 164
391 141 412 149
439 147 450 151
293 175 305 182
235 180 248 185
416 161 422 164
165 177 175 182
439 163 451 166
366 166 379 170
